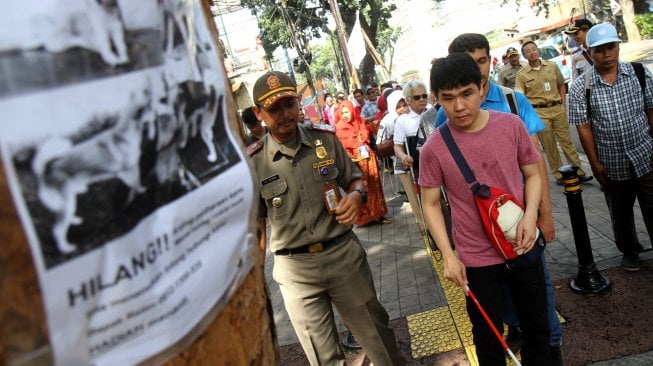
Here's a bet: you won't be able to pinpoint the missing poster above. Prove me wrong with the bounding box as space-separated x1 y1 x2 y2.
0 1 254 364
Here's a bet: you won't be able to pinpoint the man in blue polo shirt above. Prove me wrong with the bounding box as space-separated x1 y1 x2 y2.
432 33 563 365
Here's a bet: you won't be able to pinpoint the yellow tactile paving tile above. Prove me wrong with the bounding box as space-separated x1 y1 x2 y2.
406 307 461 358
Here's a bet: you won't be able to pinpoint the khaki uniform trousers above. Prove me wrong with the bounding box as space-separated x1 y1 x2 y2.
273 234 405 366
535 104 586 180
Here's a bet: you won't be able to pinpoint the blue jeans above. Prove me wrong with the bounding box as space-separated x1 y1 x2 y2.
503 252 563 346
467 260 551 365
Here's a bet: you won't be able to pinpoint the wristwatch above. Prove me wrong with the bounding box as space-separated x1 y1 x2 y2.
353 188 368 203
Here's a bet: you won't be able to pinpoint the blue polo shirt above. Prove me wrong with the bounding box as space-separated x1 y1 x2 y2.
434 82 545 135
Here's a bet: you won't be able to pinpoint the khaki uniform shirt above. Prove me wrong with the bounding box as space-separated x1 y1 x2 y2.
498 62 526 89
515 60 565 106
249 124 362 253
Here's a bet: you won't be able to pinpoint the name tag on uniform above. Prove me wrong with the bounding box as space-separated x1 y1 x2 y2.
543 81 551 91
261 174 279 185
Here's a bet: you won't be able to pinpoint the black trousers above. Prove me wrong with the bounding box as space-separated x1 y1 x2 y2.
466 260 551 365
603 170 653 254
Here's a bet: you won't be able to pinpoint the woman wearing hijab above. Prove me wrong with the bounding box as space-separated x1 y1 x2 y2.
335 100 391 225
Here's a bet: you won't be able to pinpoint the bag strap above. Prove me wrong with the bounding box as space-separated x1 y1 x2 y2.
499 85 518 115
581 49 594 66
632 62 646 93
584 69 592 121
439 124 490 198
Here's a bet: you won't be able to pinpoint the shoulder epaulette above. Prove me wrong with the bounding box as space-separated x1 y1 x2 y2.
308 123 336 133
246 140 264 156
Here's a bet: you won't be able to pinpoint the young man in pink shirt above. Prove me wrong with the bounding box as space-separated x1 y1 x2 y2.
419 53 552 365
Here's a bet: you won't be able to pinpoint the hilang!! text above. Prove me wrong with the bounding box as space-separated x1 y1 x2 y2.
67 234 170 308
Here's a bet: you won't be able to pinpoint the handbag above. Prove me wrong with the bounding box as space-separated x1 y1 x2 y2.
439 124 544 263
377 127 395 157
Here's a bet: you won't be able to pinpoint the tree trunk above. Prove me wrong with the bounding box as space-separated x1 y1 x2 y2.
359 5 381 85
0 2 277 365
621 0 641 42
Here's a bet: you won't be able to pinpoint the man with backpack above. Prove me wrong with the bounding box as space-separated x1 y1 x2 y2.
568 23 653 272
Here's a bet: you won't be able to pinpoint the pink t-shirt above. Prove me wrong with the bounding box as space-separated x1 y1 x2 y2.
419 110 541 267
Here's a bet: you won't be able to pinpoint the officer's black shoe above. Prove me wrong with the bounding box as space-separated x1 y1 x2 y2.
550 344 564 366
342 331 361 349
578 174 594 183
504 325 522 353
556 178 564 185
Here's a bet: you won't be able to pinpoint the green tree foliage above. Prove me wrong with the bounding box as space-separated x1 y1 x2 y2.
240 0 328 58
309 42 336 78
240 0 396 86
635 13 653 39
375 26 402 78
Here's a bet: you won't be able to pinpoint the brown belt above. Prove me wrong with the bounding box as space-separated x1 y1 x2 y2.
274 231 352 256
531 100 562 108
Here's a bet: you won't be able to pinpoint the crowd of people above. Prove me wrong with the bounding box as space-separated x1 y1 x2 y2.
239 22 652 366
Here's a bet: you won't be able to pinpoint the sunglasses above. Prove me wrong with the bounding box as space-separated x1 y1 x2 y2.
411 94 428 101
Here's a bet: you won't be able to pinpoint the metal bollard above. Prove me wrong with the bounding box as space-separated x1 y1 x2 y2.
559 165 612 294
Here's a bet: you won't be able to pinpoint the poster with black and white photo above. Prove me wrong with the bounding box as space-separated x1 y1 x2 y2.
0 1 255 364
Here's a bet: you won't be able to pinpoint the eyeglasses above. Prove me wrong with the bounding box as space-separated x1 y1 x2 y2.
411 94 428 101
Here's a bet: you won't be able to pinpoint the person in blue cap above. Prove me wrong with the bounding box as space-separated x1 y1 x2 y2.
568 23 653 272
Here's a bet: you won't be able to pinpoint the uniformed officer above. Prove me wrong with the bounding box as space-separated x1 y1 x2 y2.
248 71 405 366
563 19 594 80
515 41 593 185
497 47 525 89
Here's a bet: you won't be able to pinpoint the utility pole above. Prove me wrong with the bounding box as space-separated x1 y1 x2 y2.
327 0 360 91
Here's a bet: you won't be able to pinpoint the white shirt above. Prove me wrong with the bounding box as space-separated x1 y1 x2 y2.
392 108 423 174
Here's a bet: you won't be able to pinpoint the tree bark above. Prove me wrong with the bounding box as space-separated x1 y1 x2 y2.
621 0 641 42
0 2 277 365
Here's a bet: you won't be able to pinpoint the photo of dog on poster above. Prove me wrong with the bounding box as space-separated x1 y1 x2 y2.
0 0 242 269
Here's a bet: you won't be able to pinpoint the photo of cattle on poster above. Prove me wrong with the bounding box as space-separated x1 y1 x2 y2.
0 1 255 364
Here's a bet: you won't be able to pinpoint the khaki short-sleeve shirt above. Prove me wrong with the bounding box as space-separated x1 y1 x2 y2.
515 60 565 105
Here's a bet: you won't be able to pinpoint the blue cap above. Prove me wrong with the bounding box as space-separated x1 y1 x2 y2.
586 23 622 48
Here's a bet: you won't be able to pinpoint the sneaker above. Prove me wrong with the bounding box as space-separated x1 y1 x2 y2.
504 325 523 353
550 345 564 366
579 174 594 183
621 253 640 272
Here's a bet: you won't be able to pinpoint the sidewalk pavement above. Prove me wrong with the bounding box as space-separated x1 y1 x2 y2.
264 150 653 364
